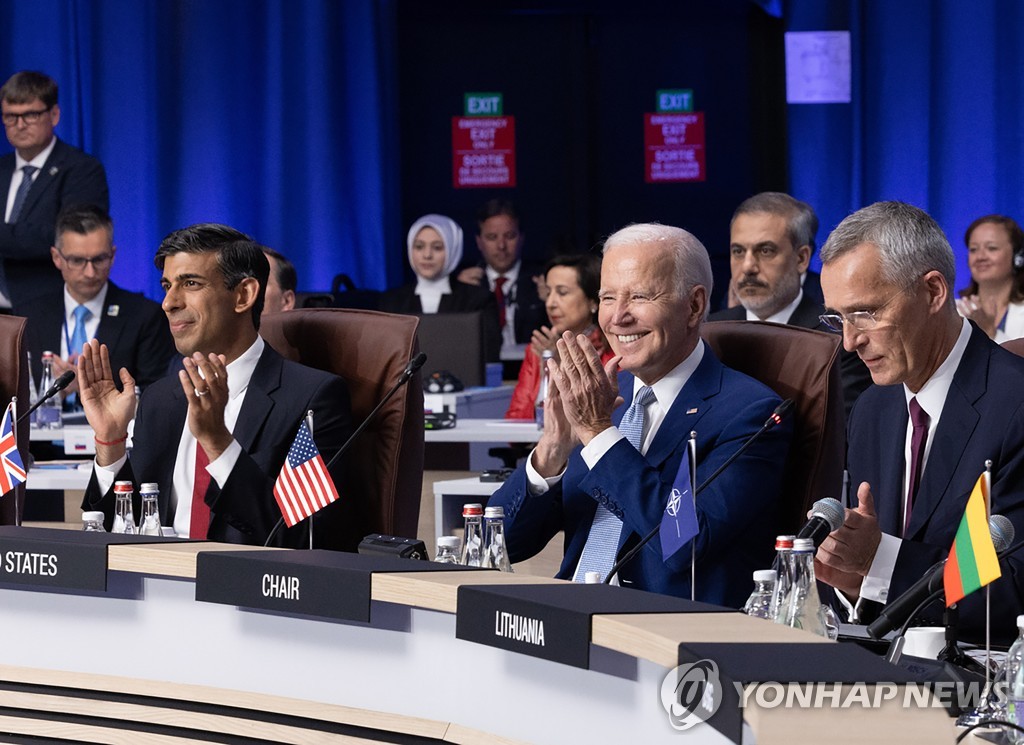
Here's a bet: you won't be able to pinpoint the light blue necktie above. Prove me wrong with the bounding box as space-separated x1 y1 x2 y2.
70 304 91 355
575 385 656 583
0 165 37 303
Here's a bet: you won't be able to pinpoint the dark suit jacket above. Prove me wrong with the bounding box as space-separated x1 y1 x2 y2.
379 279 502 362
489 348 793 607
848 325 1024 644
16 281 175 391
710 293 871 415
82 343 357 550
0 139 109 306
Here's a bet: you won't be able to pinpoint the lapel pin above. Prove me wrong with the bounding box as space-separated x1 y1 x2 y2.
48 166 58 176
686 407 698 415
107 305 119 317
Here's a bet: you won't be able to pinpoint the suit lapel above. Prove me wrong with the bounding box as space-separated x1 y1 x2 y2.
94 283 128 353
787 294 826 330
18 140 64 219
875 391 908 535
232 345 283 452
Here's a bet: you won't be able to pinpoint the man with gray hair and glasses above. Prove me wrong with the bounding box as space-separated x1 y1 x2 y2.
815 200 1024 644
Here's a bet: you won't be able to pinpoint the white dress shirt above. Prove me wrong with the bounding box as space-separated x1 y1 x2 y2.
744 289 804 325
487 260 522 349
5 135 56 222
414 275 452 314
61 283 108 358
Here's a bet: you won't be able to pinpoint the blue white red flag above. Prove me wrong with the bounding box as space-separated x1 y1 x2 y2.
0 400 26 498
273 420 339 527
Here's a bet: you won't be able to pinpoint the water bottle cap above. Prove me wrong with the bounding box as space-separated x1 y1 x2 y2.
82 511 104 523
1018 614 1024 630
113 481 133 494
462 503 483 516
541 350 554 359
753 569 777 583
775 535 795 549
484 506 505 518
42 351 54 360
584 571 601 584
792 538 815 551
437 536 461 548
140 482 159 494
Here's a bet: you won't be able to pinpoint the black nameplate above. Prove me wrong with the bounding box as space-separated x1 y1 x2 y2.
195 549 480 622
672 642 924 744
457 583 725 669
0 526 173 592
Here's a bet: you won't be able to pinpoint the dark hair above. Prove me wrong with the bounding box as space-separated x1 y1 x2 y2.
154 223 269 329
262 246 297 293
544 253 602 322
0 71 58 108
960 214 1024 302
476 198 521 232
732 192 819 252
55 203 113 249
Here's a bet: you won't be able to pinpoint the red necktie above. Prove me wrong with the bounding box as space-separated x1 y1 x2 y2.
494 276 508 329
904 397 930 537
190 443 212 539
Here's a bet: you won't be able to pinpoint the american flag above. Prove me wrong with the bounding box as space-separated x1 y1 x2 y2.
273 420 339 527
0 401 26 497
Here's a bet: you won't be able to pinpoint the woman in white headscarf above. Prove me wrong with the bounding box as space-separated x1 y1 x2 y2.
381 214 501 355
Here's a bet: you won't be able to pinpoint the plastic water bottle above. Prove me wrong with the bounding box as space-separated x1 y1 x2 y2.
742 569 777 619
460 503 484 567
35 351 62 429
771 535 795 623
1004 615 1024 737
111 481 136 534
781 537 828 637
483 505 512 572
535 350 553 429
434 536 461 564
138 482 162 536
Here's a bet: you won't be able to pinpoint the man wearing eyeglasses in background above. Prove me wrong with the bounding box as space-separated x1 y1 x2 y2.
16 204 174 398
816 200 1024 644
0 70 109 311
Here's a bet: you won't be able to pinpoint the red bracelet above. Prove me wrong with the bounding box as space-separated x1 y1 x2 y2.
94 435 128 446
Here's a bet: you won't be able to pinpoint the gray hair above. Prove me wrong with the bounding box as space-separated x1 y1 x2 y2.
732 191 818 252
821 201 956 296
603 223 713 319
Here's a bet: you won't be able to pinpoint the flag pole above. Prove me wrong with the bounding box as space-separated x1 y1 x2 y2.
688 431 697 602
307 409 315 550
12 396 19 528
984 459 993 691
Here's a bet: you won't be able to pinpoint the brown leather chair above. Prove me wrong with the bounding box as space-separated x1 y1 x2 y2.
259 308 424 541
1002 338 1024 357
701 320 846 533
0 315 29 525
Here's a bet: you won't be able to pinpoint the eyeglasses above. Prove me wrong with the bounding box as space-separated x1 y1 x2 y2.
818 281 917 333
58 251 113 270
2 108 52 126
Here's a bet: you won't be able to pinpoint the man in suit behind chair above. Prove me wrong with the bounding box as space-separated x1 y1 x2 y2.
79 224 356 549
0 71 109 309
815 201 1024 644
488 222 793 608
16 204 174 397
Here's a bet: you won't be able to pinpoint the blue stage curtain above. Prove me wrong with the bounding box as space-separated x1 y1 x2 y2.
0 0 400 298
787 0 1024 290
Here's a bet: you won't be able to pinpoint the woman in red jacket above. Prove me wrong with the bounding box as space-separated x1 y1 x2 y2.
506 253 613 418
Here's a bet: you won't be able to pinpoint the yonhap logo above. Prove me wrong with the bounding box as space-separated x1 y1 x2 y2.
660 658 723 730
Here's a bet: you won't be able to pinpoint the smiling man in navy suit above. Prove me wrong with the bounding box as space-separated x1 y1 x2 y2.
0 71 109 309
816 201 1024 643
489 223 792 607
16 204 174 396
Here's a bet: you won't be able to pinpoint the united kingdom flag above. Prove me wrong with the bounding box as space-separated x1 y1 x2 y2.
0 401 25 498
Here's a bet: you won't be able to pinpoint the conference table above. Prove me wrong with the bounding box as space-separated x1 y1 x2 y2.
0 527 960 744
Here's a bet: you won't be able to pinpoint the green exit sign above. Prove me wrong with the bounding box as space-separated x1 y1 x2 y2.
656 89 694 112
465 92 503 116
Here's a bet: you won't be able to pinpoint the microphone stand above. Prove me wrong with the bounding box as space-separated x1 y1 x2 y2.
262 353 427 548
604 399 793 585
17 371 76 425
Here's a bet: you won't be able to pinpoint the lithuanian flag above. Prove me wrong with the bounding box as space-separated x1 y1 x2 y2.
943 473 1001 607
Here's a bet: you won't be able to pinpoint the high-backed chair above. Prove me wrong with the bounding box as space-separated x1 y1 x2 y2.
0 315 29 525
701 320 846 533
259 309 424 542
1001 337 1024 358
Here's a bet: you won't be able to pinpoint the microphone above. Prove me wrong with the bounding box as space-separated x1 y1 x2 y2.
796 498 845 548
604 398 793 584
867 515 1015 639
263 352 427 547
17 370 76 424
